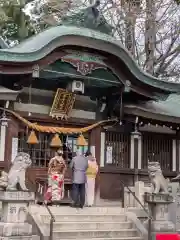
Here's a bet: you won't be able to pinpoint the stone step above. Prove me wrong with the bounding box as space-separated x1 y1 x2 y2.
31 205 126 215
53 229 139 239
0 236 39 240
50 221 132 231
56 238 142 240
49 206 126 214
41 213 127 222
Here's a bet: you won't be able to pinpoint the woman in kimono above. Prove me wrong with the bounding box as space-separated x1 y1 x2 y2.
85 151 99 207
45 149 66 203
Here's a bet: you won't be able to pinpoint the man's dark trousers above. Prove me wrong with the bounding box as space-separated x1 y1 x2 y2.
72 183 85 208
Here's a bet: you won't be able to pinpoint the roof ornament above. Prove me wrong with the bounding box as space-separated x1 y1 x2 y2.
61 0 113 35
84 0 101 27
91 0 100 19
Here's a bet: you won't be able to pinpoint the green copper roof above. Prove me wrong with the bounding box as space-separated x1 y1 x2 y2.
125 94 180 119
0 25 180 93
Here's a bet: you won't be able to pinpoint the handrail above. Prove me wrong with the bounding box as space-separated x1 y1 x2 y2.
28 178 55 240
35 180 55 240
42 198 55 240
30 177 152 240
120 179 152 240
120 180 150 218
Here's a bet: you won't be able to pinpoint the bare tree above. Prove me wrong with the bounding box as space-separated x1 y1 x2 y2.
98 0 180 80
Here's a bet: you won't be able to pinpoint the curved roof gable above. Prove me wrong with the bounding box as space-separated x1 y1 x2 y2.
0 25 180 93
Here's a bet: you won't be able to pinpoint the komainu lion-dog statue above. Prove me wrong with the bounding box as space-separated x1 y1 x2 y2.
0 152 32 191
148 161 169 194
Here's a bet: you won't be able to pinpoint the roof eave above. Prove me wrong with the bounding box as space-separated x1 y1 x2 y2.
0 26 179 94
124 104 180 124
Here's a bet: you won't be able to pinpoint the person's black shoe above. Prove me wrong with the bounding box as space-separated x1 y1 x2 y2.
70 203 79 208
70 204 76 208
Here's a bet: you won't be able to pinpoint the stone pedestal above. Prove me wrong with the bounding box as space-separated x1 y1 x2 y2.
0 191 35 239
144 192 175 235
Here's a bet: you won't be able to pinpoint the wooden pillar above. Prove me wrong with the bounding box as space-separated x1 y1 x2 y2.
176 139 180 172
100 132 105 167
89 127 101 166
130 132 142 169
130 133 135 169
131 131 142 183
176 131 180 172
0 124 7 162
138 133 142 170
4 116 19 171
172 138 177 172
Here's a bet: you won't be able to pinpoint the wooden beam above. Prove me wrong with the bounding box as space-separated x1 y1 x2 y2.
14 102 96 120
22 87 97 104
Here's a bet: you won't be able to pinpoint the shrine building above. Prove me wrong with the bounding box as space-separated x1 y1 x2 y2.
0 3 179 204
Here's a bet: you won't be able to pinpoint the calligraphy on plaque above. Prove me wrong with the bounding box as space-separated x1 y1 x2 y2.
9 206 16 214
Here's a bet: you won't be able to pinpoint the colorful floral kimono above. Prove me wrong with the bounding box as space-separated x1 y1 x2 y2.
45 156 66 202
45 173 64 201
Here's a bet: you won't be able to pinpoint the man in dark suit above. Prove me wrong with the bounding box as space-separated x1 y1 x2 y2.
70 150 88 208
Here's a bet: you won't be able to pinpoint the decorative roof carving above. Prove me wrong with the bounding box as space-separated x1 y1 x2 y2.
61 50 107 75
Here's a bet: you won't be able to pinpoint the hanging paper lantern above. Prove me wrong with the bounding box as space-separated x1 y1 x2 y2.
77 134 87 146
27 130 39 144
50 133 62 148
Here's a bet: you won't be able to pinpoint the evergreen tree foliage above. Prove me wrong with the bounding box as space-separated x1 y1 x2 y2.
0 0 34 45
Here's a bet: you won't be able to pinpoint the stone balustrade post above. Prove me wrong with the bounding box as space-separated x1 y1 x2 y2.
0 191 36 239
134 181 145 208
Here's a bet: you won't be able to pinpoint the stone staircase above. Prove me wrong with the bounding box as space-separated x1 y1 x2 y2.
29 206 144 240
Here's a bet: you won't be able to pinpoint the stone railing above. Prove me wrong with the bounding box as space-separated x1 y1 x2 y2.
124 181 152 208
